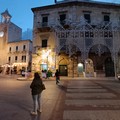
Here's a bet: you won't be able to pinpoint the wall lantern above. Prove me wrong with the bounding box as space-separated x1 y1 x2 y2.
78 63 83 73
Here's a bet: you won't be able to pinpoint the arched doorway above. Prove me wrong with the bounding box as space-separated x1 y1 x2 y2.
59 65 68 76
59 57 68 76
89 44 113 76
58 44 82 77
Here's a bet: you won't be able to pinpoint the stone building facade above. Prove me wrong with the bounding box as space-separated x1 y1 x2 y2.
31 0 120 77
7 40 32 74
0 10 32 74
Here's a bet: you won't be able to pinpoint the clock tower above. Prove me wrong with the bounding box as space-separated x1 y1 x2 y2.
0 9 12 46
0 10 11 65
1 9 12 23
0 9 12 38
0 9 12 41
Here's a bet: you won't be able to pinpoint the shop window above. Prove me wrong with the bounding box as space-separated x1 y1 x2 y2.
40 64 48 71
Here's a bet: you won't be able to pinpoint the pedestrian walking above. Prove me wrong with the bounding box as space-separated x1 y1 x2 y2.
55 69 60 84
30 72 45 115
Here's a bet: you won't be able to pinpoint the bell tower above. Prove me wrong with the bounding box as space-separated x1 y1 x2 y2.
0 10 12 65
1 9 12 23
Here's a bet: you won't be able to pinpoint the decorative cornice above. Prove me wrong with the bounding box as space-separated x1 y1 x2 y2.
31 1 120 12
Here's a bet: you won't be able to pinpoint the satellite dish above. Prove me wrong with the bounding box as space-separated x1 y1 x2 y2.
0 31 4 37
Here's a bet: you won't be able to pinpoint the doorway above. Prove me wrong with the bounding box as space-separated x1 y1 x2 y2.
59 65 68 76
89 44 112 76
105 57 115 77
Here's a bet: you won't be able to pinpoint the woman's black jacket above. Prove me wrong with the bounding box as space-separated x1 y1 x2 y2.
30 78 43 95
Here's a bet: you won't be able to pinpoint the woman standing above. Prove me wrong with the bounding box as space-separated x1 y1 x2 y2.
30 72 43 115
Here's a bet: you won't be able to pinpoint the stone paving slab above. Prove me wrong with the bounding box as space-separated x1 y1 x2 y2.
63 110 120 120
67 88 107 93
67 83 97 87
65 100 120 106
67 86 102 89
66 93 116 99
67 83 97 86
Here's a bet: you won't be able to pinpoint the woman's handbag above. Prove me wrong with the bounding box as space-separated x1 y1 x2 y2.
42 83 46 90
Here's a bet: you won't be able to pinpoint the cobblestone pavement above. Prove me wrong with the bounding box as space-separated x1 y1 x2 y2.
0 75 120 120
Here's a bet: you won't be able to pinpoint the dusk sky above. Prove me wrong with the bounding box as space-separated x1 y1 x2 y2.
0 0 119 32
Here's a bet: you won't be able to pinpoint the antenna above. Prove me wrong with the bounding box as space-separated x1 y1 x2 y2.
55 0 57 3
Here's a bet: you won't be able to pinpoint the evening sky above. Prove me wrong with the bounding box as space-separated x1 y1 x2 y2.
0 0 119 32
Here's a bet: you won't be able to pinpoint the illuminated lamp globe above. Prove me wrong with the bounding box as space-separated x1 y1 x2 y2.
78 63 83 67
0 31 4 37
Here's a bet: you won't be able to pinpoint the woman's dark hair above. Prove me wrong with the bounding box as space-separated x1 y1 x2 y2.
34 72 40 79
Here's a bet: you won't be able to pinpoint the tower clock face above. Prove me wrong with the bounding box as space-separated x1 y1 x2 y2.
0 31 4 37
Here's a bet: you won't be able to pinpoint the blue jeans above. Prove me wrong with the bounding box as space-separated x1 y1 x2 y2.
32 94 41 112
56 77 60 84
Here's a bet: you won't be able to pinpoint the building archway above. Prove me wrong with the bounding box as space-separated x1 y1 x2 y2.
58 57 68 76
104 57 115 77
58 44 82 77
88 44 113 76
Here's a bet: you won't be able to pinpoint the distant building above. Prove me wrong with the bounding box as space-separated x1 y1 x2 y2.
7 40 32 74
22 28 33 40
31 0 120 78
0 10 32 74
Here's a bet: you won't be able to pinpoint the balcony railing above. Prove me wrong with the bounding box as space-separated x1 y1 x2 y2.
36 22 49 28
